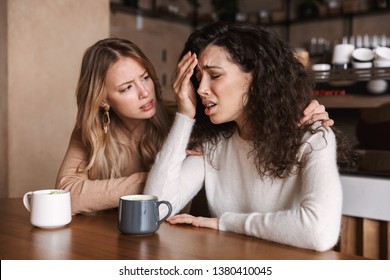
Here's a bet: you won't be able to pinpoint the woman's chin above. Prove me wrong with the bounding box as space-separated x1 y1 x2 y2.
209 116 223 124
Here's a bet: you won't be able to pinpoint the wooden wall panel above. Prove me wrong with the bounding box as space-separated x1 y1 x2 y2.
362 219 381 259
337 215 390 260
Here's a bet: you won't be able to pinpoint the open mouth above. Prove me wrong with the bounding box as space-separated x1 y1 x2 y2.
140 100 153 110
204 101 217 115
204 102 216 108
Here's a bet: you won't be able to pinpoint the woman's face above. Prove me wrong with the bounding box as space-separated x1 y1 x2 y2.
196 45 252 129
104 56 156 130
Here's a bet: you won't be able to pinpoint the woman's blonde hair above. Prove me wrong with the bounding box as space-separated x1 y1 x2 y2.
75 38 170 179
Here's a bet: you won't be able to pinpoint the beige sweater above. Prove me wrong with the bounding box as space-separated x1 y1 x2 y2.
56 127 147 214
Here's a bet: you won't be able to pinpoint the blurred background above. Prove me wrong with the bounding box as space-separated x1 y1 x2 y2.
1 0 390 198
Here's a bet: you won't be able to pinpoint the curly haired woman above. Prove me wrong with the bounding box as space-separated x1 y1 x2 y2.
144 22 353 251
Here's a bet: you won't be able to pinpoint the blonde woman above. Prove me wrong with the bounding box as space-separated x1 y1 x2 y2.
56 38 333 214
56 38 172 214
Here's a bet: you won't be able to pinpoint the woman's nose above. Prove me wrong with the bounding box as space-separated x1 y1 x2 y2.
197 77 210 97
138 85 149 99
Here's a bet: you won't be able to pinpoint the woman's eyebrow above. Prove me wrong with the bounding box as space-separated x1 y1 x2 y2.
117 71 148 87
202 65 223 70
139 70 148 77
118 79 133 87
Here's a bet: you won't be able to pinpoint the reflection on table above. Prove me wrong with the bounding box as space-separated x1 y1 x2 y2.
0 198 367 260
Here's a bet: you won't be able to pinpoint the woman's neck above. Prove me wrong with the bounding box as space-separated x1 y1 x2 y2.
236 118 252 140
119 118 147 139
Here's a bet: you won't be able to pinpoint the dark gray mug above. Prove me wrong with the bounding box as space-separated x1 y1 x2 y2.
118 194 172 235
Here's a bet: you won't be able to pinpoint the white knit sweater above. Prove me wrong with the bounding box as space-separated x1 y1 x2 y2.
144 113 342 251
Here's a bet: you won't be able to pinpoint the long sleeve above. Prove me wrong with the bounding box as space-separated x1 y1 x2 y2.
56 130 147 214
146 115 342 252
144 113 205 215
217 125 342 252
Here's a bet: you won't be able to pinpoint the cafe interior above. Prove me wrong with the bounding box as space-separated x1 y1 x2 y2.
1 0 390 260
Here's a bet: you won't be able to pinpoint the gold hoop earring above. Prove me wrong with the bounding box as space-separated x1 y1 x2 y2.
102 106 110 134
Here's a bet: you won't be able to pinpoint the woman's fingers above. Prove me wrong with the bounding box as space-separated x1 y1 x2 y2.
167 214 218 229
173 52 198 118
173 52 197 91
176 51 192 71
186 149 203 156
173 56 195 98
167 214 206 227
321 118 335 127
303 99 320 116
167 214 196 225
299 99 334 127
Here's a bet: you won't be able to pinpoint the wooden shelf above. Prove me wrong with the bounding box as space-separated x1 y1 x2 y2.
314 68 390 108
314 67 390 83
316 94 390 108
289 7 390 24
110 3 194 26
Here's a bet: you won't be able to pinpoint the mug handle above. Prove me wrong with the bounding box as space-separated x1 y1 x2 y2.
23 191 33 212
156 200 172 226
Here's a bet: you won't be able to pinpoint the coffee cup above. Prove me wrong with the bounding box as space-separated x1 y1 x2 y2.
332 43 355 66
23 189 72 229
374 59 390 68
375 47 390 61
118 194 172 235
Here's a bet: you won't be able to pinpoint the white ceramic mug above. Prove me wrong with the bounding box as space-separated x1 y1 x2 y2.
332 43 355 65
23 189 72 229
375 47 390 61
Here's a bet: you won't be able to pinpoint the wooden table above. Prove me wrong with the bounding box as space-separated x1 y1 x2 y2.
0 198 366 260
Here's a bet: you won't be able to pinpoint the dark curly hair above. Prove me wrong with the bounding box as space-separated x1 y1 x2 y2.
180 21 354 178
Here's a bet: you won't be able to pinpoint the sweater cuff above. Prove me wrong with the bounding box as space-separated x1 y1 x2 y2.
164 113 195 148
175 112 196 125
219 212 248 235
